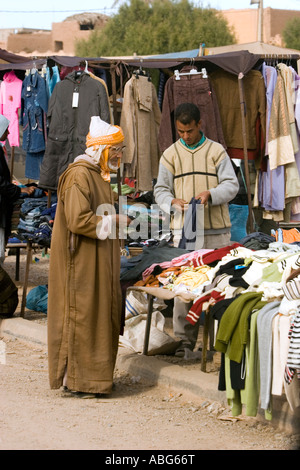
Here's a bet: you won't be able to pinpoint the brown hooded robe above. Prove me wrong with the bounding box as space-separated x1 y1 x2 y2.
47 159 122 394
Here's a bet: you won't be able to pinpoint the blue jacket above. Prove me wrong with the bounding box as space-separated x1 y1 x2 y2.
20 71 48 153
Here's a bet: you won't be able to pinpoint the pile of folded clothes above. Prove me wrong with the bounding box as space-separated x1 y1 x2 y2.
16 195 57 247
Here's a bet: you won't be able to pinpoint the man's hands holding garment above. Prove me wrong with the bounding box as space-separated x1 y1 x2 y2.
171 190 211 213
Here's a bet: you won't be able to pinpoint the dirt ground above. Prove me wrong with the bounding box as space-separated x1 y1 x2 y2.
1 337 299 451
0 248 299 451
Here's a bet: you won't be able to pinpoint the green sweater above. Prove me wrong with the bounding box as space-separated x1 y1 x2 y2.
215 291 267 363
224 309 261 417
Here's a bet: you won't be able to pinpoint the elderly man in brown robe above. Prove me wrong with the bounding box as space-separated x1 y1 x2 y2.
47 116 129 399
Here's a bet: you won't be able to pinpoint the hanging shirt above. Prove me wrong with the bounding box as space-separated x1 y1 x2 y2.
46 65 61 98
0 71 22 147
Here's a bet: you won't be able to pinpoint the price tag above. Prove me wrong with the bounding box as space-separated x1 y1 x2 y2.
72 92 79 108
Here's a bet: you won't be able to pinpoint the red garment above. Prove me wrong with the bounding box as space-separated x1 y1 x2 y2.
186 290 224 325
124 177 136 188
191 242 242 267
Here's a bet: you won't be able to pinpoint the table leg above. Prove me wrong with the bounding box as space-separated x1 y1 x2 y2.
15 247 20 281
143 294 154 355
201 309 210 372
20 241 33 317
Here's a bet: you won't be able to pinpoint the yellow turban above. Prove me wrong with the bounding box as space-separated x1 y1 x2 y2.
85 116 124 182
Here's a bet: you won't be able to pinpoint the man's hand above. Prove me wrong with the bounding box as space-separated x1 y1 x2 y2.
195 190 211 206
171 198 188 213
20 186 35 196
114 214 132 227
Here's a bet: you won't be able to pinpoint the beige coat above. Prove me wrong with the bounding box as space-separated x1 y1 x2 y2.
120 74 161 191
47 159 122 394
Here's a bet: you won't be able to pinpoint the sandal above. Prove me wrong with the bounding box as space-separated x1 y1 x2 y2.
61 387 101 399
70 391 101 399
174 344 193 358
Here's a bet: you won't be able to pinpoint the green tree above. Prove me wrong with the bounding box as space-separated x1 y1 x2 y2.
75 0 236 57
282 17 300 51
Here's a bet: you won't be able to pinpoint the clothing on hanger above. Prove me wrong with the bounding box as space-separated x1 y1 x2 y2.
120 73 161 192
210 68 266 156
158 65 226 153
0 70 22 147
39 70 111 190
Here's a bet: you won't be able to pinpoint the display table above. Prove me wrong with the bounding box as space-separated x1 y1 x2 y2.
126 286 214 372
6 240 38 317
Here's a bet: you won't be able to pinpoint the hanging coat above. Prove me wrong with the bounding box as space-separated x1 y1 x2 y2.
39 71 110 191
47 159 122 394
20 70 48 153
120 74 161 191
158 66 226 152
210 68 266 154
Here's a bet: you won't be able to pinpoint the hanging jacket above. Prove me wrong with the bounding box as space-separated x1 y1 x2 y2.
46 65 61 98
39 71 110 191
120 74 161 191
210 69 266 152
20 70 48 153
158 66 226 153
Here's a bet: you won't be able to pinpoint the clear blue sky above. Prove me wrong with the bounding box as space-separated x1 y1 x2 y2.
0 0 299 30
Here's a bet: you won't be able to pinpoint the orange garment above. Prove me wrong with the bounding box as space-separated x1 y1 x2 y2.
134 275 160 287
275 228 300 243
134 266 182 287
